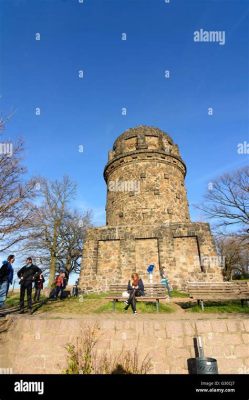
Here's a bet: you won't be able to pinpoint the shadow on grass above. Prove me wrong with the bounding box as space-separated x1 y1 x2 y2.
178 300 249 313
6 293 47 308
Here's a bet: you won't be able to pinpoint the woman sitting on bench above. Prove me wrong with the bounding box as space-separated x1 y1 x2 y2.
124 273 144 314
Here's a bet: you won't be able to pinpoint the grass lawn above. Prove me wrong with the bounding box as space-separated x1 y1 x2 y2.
6 291 249 314
5 293 20 307
82 292 111 299
83 290 189 299
95 301 175 313
170 290 189 298
5 293 47 308
36 296 176 314
180 300 249 313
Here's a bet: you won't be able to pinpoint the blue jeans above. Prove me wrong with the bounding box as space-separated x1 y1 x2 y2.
0 281 8 307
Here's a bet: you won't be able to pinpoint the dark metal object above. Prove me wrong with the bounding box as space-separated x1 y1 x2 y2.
196 357 218 374
188 336 218 374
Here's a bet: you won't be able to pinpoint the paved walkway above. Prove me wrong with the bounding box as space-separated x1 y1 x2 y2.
12 310 249 321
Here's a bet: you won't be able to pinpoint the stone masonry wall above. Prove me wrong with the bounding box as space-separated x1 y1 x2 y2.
0 316 249 374
105 157 190 226
80 223 223 292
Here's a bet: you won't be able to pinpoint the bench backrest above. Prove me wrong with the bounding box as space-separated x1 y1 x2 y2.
187 281 249 299
109 284 167 297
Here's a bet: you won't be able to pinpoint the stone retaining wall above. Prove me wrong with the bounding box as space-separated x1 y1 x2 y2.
0 316 248 374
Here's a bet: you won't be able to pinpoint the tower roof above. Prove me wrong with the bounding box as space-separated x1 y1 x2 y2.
113 125 174 150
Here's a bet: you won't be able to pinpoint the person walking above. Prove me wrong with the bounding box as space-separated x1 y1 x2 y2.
33 273 45 302
0 255 15 308
124 273 144 315
17 257 41 314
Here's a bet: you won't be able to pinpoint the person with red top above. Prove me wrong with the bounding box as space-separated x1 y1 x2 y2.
124 273 144 315
54 272 65 300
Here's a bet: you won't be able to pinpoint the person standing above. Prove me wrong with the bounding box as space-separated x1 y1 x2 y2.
54 271 65 300
124 273 144 314
0 255 15 308
72 279 79 297
33 273 45 302
17 257 41 314
160 268 171 297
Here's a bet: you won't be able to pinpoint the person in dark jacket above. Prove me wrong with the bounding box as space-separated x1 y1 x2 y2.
17 257 41 314
33 273 45 302
124 273 144 314
0 255 15 308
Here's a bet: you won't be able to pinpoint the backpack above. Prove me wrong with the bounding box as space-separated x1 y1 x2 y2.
0 262 9 283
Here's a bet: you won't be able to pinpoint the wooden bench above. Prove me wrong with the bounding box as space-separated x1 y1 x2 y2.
106 284 168 312
187 281 249 310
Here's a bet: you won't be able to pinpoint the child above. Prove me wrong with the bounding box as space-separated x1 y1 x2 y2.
34 273 45 302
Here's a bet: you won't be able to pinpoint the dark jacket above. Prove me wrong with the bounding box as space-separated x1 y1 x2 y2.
0 261 13 285
62 277 68 289
34 274 45 289
17 264 41 285
127 279 144 295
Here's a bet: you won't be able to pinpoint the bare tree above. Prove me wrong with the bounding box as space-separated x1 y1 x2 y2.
40 176 77 286
22 176 92 286
215 235 249 280
198 166 249 234
0 139 37 251
0 110 15 132
57 209 92 276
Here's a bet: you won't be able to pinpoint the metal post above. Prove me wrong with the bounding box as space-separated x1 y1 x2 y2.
156 300 159 312
197 336 204 358
200 300 204 311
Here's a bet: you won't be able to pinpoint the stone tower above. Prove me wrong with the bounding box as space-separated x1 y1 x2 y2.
79 126 223 292
105 126 190 226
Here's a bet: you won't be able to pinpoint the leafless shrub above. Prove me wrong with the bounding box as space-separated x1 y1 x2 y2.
63 324 152 374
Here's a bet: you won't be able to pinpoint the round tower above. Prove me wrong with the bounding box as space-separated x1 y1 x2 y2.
104 126 190 226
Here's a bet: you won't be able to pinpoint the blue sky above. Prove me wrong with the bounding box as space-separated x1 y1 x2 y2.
0 0 248 241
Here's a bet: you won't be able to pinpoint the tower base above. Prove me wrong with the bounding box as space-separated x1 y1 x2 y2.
79 222 223 293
